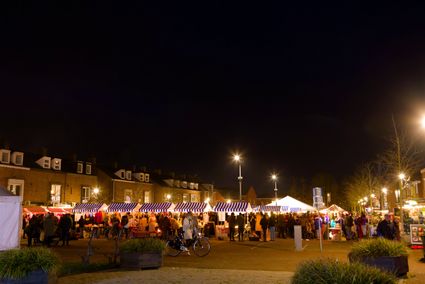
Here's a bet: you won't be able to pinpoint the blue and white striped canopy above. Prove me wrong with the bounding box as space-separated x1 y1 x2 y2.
73 203 104 213
107 202 139 213
139 202 173 213
254 205 282 212
174 202 207 213
213 202 251 212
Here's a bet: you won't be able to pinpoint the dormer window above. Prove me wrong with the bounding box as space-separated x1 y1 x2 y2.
86 163 92 175
115 169 125 179
0 149 11 164
11 152 23 166
77 162 83 173
189 182 194 189
36 156 51 169
126 171 132 180
182 181 188 188
144 173 150 183
52 158 61 170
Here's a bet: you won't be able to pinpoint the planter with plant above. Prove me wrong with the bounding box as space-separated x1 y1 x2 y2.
119 238 166 269
348 238 408 277
0 247 60 284
292 258 397 284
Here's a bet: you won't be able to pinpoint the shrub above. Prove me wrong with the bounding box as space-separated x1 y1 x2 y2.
0 247 60 280
292 259 397 284
120 238 166 253
349 238 407 260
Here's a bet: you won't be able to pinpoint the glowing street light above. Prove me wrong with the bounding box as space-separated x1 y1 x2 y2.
421 116 425 128
271 174 278 205
233 154 243 201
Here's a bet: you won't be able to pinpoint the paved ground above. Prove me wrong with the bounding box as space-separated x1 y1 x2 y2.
28 237 425 283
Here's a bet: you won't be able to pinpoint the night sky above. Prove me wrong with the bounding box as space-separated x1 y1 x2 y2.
2 3 425 196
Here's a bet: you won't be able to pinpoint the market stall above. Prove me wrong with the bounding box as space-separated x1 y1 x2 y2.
139 202 175 213
253 205 284 213
267 196 316 213
213 202 252 240
106 202 141 214
22 205 48 216
0 187 21 250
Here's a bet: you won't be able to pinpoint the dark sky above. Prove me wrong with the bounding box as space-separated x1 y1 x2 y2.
2 3 425 196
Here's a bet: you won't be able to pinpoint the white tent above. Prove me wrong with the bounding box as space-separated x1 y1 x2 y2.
319 204 347 214
0 187 22 251
267 195 316 213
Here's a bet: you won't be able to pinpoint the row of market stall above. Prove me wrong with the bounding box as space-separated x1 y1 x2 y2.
22 196 332 218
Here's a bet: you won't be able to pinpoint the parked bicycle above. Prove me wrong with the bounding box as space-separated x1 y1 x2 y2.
165 228 210 257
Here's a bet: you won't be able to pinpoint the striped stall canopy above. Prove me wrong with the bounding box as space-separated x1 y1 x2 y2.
139 202 174 213
47 207 66 214
107 202 139 213
213 202 251 213
174 202 207 213
254 205 282 212
73 203 104 213
289 207 302 213
23 206 48 215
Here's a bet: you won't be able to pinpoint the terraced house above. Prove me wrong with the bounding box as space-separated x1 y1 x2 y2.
0 147 215 206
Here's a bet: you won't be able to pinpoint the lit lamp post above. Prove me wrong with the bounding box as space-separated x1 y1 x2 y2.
233 154 243 201
271 174 278 205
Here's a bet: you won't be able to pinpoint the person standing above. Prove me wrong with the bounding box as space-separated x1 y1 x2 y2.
269 213 276 241
59 213 72 246
260 214 269 242
377 214 395 240
237 213 244 241
228 213 236 241
43 213 55 247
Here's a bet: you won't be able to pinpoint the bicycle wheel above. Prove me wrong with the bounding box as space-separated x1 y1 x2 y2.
193 237 210 257
165 240 181 257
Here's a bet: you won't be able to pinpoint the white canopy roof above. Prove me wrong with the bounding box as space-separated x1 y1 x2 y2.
267 196 316 213
0 187 21 250
319 204 347 214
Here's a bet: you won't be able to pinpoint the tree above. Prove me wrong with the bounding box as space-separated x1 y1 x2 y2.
344 162 385 211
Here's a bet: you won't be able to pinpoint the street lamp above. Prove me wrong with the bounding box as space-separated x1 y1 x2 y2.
421 116 425 128
233 154 243 201
271 174 278 205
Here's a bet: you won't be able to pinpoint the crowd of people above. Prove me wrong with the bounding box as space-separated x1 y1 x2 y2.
22 212 74 247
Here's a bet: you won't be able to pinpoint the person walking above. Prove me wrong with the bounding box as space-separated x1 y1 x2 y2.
377 214 395 240
58 213 72 246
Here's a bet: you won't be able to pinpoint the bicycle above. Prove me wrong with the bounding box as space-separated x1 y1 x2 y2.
165 228 211 257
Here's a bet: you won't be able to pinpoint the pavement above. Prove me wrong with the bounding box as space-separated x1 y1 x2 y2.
22 237 425 284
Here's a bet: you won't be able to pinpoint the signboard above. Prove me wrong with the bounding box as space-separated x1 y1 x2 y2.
410 224 425 245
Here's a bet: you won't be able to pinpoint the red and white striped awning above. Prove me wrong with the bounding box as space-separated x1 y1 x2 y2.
107 202 139 213
253 205 283 212
73 203 104 213
23 206 48 215
139 202 174 213
47 207 67 214
174 202 208 213
213 202 252 213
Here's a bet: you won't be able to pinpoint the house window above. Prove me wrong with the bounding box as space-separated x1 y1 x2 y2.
86 163 92 175
50 184 61 205
81 186 91 203
11 152 24 165
191 194 198 202
77 162 83 173
124 189 132 203
1 150 10 164
8 179 24 197
144 191 150 203
126 171 132 180
183 193 189 203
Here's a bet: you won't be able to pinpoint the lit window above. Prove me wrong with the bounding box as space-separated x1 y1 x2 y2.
86 163 92 175
144 191 150 203
51 184 61 205
77 162 83 173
